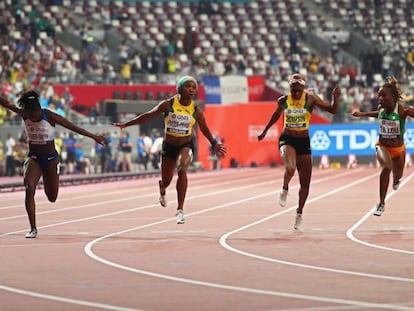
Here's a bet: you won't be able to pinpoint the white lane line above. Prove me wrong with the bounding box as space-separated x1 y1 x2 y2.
81 170 414 310
0 169 371 310
83 249 414 310
346 171 414 254
219 171 414 283
0 172 282 310
0 168 335 236
0 169 281 210
0 171 289 309
0 285 142 311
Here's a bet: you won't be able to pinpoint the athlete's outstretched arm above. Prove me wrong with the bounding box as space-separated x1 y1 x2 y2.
112 100 170 129
0 96 24 115
258 98 284 141
48 110 106 145
352 110 379 118
196 109 226 157
311 85 340 114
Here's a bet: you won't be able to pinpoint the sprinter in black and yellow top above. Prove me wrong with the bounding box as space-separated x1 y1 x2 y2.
353 76 414 216
258 73 340 230
113 76 226 224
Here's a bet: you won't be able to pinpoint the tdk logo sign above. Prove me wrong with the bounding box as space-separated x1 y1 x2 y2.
310 130 331 150
404 128 414 148
311 129 378 150
310 123 414 156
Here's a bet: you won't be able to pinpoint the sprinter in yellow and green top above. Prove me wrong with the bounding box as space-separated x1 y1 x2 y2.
258 73 340 230
353 76 414 216
113 76 226 224
164 93 197 137
282 91 312 131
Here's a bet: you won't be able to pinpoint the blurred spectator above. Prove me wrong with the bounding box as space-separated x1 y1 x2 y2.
0 105 6 125
183 26 199 58
100 131 113 173
6 133 16 176
131 52 144 75
49 93 65 115
150 131 163 170
14 133 28 176
75 141 91 174
289 28 299 54
136 132 149 170
330 35 339 63
54 131 64 162
61 86 73 118
119 131 132 172
164 55 177 74
88 106 98 124
0 139 4 176
198 0 219 15
0 17 9 46
64 132 77 174
120 60 131 83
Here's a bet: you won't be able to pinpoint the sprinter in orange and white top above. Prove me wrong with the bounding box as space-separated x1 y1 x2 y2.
113 76 226 224
258 73 340 230
352 76 414 216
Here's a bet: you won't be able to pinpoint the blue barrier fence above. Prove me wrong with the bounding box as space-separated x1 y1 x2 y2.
310 122 414 156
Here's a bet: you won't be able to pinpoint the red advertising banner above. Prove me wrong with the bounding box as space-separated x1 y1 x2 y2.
247 76 266 101
197 103 284 168
197 102 330 168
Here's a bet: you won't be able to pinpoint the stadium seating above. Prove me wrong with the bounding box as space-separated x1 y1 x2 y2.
2 0 413 99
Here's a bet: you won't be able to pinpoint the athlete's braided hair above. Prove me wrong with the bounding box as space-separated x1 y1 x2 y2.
18 90 41 111
382 76 404 103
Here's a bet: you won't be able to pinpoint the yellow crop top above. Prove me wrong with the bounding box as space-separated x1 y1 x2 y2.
164 96 197 137
282 93 311 131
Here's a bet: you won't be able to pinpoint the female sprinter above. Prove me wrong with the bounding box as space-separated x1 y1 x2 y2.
112 76 226 224
352 76 414 216
258 74 340 230
0 91 106 238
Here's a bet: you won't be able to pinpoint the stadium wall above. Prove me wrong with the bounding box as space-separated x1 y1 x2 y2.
196 102 331 169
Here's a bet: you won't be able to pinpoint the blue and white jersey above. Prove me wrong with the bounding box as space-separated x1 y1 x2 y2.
24 109 55 144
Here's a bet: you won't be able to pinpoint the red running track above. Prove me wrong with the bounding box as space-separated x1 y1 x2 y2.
1 166 414 311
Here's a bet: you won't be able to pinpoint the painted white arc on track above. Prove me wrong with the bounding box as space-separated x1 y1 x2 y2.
84 169 414 310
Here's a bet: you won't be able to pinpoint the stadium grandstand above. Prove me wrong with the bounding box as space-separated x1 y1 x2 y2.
1 0 414 178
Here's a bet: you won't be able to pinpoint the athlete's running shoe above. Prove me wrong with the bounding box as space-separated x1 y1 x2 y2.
158 180 167 207
294 213 302 230
373 203 385 216
25 228 38 238
176 210 185 224
279 189 288 207
393 180 400 191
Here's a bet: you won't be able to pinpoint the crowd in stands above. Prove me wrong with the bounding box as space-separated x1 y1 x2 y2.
0 125 166 177
2 0 414 175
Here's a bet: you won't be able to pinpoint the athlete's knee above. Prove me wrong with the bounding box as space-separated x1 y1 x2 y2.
25 183 36 197
177 161 190 174
160 179 171 188
177 167 189 178
378 157 391 169
381 165 392 174
285 165 295 176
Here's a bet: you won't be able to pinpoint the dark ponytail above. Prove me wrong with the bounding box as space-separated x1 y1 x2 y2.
382 76 404 103
18 90 41 111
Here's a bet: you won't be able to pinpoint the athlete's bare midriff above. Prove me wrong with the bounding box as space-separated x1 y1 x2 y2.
282 128 310 138
164 134 193 146
29 141 56 155
379 137 404 148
